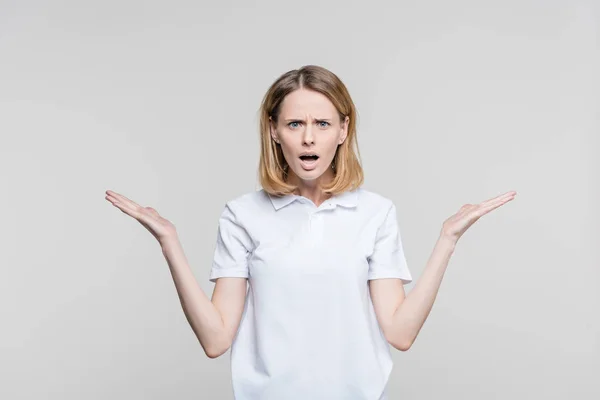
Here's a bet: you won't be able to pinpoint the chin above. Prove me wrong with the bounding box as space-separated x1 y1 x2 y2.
291 166 325 181
297 171 321 180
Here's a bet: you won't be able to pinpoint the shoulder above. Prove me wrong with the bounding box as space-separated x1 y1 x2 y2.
216 190 273 243
225 189 267 205
354 187 402 231
356 187 395 212
221 189 272 217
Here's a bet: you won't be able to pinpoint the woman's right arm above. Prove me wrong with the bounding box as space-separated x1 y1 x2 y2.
161 235 247 359
105 190 247 359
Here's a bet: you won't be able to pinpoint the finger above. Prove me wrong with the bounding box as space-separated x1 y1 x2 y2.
474 195 515 216
480 191 516 206
480 191 515 205
106 191 143 210
108 196 142 219
113 193 143 210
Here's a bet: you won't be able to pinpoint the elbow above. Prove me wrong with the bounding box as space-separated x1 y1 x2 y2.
398 341 412 352
395 340 413 352
204 345 220 359
205 349 223 359
389 335 413 352
204 344 228 359
202 337 232 359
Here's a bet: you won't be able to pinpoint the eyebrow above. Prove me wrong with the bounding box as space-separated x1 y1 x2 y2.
283 118 332 122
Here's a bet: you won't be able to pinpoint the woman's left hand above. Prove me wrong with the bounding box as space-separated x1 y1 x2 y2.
441 191 517 244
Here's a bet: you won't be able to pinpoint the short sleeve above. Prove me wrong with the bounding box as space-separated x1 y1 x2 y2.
367 202 413 284
209 202 253 283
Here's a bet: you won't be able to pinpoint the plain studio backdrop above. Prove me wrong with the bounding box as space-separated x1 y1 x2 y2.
1 0 598 399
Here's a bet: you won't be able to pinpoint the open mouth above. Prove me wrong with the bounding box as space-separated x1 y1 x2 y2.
299 155 319 161
299 154 319 170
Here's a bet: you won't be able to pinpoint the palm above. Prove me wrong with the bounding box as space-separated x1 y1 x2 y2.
105 190 177 243
441 191 517 242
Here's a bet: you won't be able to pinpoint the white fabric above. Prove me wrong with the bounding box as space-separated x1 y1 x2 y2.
209 187 412 400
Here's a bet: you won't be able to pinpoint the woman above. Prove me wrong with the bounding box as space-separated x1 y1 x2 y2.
105 65 516 399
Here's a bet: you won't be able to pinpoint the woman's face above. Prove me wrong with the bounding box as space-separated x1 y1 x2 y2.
270 88 348 185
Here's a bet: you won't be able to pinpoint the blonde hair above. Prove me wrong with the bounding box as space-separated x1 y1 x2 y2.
257 65 364 196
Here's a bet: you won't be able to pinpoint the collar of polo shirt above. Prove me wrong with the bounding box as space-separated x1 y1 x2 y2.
267 189 359 211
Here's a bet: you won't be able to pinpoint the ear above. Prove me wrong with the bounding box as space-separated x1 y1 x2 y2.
339 115 349 144
269 116 279 143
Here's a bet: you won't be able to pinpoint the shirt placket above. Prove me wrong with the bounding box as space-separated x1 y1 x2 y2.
307 210 325 246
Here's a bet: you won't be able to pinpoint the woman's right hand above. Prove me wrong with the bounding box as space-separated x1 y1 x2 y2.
105 190 177 244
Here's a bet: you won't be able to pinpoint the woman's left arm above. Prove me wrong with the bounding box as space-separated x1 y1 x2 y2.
371 190 517 351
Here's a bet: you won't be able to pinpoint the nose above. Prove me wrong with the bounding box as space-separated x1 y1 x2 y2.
302 123 314 145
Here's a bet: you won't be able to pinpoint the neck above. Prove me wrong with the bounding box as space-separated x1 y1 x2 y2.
287 169 335 207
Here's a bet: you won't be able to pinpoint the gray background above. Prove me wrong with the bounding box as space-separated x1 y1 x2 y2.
1 0 598 399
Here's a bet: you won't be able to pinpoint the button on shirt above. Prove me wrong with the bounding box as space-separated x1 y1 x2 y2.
209 187 413 400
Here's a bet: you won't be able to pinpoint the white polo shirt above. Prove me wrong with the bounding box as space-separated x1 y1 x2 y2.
209 187 412 400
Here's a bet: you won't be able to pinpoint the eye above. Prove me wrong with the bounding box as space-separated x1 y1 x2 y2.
287 120 330 129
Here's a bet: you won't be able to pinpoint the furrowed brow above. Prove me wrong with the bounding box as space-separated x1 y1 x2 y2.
284 118 332 122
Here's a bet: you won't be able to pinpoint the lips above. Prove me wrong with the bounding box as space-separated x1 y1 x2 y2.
299 155 319 171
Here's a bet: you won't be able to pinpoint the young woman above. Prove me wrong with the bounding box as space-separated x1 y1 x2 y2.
105 65 516 399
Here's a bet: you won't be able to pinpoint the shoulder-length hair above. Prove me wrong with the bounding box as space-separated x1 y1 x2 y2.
257 65 364 196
